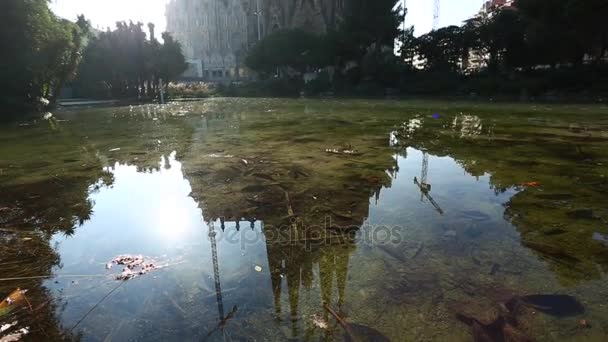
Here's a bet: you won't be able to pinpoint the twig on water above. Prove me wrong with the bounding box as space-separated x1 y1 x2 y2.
0 274 110 282
70 280 125 332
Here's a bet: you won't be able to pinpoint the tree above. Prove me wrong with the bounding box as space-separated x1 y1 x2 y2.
245 29 329 76
73 22 186 99
517 0 608 66
0 0 88 115
416 26 466 73
339 0 403 59
462 9 526 73
159 32 188 86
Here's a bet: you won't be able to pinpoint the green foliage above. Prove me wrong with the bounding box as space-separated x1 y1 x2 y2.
340 0 403 59
0 0 88 116
245 29 330 76
394 0 608 99
416 26 466 73
73 22 187 99
245 0 404 89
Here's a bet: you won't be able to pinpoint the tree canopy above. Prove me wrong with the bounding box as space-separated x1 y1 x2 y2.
0 0 89 115
244 29 330 74
74 21 187 99
1 0 187 115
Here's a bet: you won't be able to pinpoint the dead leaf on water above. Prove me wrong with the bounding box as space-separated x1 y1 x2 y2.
106 254 177 281
0 289 28 318
311 314 329 329
0 327 29 342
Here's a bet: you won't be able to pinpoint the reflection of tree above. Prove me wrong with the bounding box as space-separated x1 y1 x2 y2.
392 113 608 285
0 139 114 339
0 106 199 340
0 102 241 340
0 231 79 341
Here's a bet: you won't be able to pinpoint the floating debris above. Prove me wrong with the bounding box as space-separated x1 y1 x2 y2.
0 322 17 333
0 327 29 342
106 255 168 281
311 313 329 329
109 148 121 152
0 288 28 317
254 265 262 272
325 148 361 156
207 154 234 158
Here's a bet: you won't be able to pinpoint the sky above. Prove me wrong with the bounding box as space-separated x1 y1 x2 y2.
50 0 485 37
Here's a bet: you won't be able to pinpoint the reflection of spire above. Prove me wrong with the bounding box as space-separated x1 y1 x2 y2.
268 248 283 318
208 221 224 320
319 243 353 312
318 248 333 324
334 245 351 310
262 225 359 340
286 249 300 337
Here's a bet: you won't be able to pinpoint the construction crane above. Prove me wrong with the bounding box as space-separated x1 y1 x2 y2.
414 152 444 215
204 221 238 340
208 221 224 321
433 0 440 30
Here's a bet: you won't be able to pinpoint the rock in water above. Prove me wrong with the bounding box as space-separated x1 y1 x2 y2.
566 208 595 220
345 323 391 342
520 294 584 317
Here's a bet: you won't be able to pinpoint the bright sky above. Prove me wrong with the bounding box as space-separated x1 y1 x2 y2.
50 0 484 37
50 0 171 34
405 0 485 35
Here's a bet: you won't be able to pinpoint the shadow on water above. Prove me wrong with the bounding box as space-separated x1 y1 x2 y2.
0 99 607 341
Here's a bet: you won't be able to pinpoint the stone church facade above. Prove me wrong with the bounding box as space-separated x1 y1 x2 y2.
165 0 347 80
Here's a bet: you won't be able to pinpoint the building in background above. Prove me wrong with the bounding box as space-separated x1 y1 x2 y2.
165 0 347 81
480 0 515 14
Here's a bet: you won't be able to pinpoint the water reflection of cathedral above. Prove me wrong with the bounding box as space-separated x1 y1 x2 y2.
266 236 354 337
165 0 347 80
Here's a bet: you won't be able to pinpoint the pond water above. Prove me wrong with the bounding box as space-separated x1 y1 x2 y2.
1 98 608 341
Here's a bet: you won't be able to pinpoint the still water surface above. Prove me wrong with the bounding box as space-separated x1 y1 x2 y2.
1 99 608 341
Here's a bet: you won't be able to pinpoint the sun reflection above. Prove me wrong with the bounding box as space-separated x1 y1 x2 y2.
155 200 192 241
